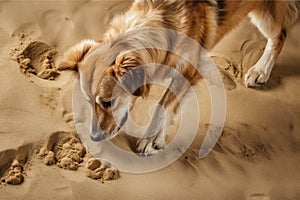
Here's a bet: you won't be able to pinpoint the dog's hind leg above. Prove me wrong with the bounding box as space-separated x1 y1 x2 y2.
244 2 298 87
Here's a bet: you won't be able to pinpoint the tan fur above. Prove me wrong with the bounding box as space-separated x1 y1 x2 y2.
57 39 98 70
58 0 299 153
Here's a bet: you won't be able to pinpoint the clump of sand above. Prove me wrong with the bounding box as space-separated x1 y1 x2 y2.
10 34 60 80
38 131 119 181
38 131 86 170
1 160 24 185
86 158 119 181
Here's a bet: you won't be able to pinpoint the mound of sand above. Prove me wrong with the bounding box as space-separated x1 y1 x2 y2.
10 39 60 80
38 131 86 170
86 158 119 181
1 160 24 185
37 131 119 181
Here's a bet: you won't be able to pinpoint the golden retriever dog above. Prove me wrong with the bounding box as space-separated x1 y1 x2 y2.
58 0 299 155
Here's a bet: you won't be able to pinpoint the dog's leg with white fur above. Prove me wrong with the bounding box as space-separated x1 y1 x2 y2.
245 3 298 87
245 14 285 87
136 62 200 155
136 83 189 155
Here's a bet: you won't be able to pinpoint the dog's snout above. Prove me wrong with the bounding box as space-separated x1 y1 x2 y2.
118 112 128 131
90 114 106 142
90 129 106 142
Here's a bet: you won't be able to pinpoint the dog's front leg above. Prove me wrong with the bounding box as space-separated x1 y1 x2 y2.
136 67 199 155
136 91 173 154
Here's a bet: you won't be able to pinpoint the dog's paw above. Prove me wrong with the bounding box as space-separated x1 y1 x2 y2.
136 138 156 156
244 67 270 87
136 136 165 156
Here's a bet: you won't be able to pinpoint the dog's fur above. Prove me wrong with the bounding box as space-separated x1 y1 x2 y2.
58 0 299 154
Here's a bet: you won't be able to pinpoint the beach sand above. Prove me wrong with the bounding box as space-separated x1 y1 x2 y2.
0 1 299 199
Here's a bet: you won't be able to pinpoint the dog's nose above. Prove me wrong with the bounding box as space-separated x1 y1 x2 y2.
90 129 106 142
90 116 106 142
90 107 107 142
90 127 106 141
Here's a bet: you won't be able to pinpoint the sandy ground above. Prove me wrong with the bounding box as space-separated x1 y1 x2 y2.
0 1 300 199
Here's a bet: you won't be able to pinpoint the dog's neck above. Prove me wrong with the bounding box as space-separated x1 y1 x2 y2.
102 1 189 41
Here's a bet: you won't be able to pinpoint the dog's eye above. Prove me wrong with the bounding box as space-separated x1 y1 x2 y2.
101 99 115 108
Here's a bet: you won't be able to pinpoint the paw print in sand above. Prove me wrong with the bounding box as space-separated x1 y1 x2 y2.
10 37 60 81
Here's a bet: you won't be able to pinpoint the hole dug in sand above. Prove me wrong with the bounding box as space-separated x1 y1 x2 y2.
38 131 119 182
11 41 60 80
0 160 24 185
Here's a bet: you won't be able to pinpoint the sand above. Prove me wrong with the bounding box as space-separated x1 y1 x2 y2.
11 40 59 80
1 160 24 185
0 1 300 199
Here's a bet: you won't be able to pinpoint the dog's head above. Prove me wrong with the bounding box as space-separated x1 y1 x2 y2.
58 39 149 141
93 53 150 139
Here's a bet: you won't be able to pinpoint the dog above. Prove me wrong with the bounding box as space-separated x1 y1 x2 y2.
58 0 299 155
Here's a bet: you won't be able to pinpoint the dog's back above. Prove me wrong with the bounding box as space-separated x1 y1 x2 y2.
104 0 299 50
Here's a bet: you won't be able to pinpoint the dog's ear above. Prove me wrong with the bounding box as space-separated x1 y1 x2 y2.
120 66 147 96
114 53 149 97
57 39 97 70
